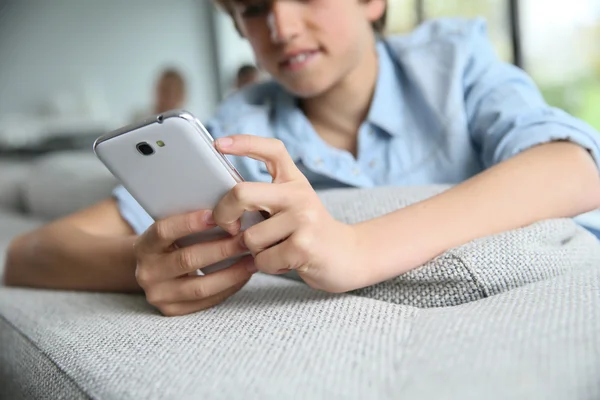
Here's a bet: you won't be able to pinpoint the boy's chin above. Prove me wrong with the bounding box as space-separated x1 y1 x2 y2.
280 77 337 99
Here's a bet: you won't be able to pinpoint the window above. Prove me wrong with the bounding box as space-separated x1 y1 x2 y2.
386 0 600 131
521 0 600 130
423 0 514 62
387 0 419 34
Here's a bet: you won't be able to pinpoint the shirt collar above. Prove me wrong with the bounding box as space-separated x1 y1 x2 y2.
367 40 405 136
274 39 404 141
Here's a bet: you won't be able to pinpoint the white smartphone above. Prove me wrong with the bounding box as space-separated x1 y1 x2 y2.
93 109 266 275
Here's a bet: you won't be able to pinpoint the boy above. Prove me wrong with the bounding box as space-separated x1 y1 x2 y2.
5 0 600 317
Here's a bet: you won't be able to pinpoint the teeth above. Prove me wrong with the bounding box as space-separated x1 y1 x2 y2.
289 53 308 64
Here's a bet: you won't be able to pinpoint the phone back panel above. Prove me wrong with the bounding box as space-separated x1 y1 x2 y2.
94 111 264 274
95 113 241 220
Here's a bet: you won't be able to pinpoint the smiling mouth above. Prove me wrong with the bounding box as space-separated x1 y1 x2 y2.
280 50 320 71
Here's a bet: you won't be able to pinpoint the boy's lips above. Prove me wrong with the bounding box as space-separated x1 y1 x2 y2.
279 49 321 72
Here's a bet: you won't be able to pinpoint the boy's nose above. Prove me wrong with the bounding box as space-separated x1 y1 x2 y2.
267 1 303 43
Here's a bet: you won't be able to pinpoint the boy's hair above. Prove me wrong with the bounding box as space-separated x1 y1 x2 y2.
214 0 387 35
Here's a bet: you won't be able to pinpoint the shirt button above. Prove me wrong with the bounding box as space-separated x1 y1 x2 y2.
314 157 323 167
352 168 361 176
369 160 377 168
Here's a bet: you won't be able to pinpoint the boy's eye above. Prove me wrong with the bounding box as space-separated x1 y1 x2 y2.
240 1 271 18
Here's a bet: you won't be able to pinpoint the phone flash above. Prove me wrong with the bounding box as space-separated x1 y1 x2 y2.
156 140 165 147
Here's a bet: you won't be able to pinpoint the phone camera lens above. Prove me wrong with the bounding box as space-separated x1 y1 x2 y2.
136 142 154 156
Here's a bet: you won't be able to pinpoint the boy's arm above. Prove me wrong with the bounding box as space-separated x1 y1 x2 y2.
3 199 141 292
357 19 600 283
356 140 600 283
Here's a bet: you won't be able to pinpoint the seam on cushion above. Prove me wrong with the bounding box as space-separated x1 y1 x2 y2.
343 290 429 309
0 313 93 400
277 257 490 307
274 273 433 309
447 252 490 298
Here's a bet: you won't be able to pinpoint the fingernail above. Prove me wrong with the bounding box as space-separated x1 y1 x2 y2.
246 260 258 274
203 211 214 225
216 137 233 149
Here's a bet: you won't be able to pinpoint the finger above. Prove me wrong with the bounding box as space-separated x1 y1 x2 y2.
254 232 310 275
158 279 249 317
215 135 304 183
146 256 256 304
166 234 251 279
242 212 296 255
138 234 248 283
213 182 294 235
136 209 215 254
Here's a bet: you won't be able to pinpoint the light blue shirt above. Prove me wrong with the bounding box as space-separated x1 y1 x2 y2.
114 18 600 235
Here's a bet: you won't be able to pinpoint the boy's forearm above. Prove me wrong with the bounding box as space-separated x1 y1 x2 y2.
356 141 600 284
4 224 140 292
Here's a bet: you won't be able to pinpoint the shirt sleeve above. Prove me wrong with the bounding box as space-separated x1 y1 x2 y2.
204 118 226 140
112 185 154 235
463 19 600 170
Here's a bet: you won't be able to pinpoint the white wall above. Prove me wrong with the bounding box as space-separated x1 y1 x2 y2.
0 0 219 128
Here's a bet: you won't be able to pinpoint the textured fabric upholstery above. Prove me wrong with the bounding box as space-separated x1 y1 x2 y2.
0 317 87 400
316 186 600 307
1 269 599 399
1 185 599 399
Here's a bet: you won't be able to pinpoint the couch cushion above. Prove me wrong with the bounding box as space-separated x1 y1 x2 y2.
0 267 599 399
0 317 87 400
0 160 30 213
21 151 118 220
2 185 600 399
311 185 600 307
0 210 43 242
0 211 43 282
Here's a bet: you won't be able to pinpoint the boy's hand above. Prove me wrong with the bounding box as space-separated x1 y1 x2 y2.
214 135 369 293
134 210 256 316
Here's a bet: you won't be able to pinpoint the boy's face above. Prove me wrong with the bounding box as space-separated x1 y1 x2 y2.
231 0 385 98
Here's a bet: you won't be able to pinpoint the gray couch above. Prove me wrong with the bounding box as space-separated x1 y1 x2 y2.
1 152 600 399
